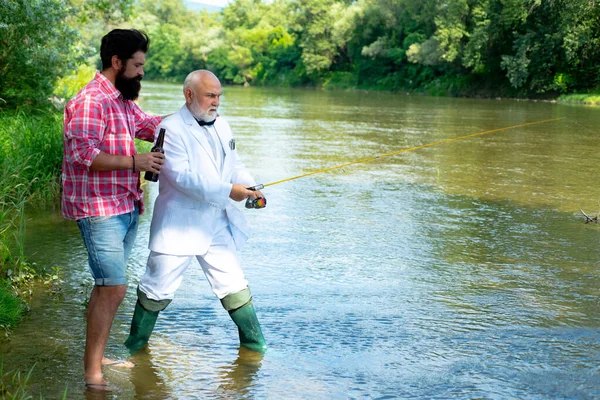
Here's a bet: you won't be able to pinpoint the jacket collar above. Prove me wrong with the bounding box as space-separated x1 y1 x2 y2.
180 104 197 125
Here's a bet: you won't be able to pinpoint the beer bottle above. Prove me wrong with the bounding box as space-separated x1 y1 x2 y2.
144 128 166 182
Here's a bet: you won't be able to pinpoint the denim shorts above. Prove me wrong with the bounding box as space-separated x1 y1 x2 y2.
77 206 139 286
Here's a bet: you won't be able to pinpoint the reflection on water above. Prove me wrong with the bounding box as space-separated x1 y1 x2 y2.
217 347 263 397
2 84 600 398
129 349 170 400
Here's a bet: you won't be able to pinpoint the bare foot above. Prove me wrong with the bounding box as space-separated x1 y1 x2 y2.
101 357 135 368
85 382 114 392
84 374 113 392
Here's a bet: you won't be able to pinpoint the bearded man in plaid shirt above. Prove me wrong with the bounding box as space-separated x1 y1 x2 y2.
62 29 167 392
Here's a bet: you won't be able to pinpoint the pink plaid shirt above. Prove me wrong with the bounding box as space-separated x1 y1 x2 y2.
62 72 161 220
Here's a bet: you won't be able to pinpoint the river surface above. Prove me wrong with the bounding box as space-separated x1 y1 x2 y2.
4 83 600 399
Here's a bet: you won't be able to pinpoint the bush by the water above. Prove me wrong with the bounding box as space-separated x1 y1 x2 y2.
0 109 64 328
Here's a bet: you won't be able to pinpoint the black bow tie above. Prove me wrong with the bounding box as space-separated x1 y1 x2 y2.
196 118 216 127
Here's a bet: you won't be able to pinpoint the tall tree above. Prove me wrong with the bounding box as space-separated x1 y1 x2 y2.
0 0 139 108
0 0 79 108
292 0 361 77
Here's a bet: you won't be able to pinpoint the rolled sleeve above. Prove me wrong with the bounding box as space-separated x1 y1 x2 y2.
65 140 101 170
64 96 105 170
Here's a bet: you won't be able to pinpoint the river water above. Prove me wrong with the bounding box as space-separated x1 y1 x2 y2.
4 83 600 399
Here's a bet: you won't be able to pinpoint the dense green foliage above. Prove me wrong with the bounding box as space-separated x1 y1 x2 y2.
122 0 600 97
0 0 79 108
0 0 135 109
3 0 600 102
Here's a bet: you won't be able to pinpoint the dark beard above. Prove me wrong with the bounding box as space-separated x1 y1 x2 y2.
115 70 142 101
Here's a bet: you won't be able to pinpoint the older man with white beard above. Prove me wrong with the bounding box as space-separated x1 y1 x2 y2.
124 70 267 354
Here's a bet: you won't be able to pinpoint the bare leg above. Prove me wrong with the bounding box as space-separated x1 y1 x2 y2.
83 285 127 387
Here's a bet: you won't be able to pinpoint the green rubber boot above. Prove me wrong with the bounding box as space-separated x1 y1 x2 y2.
124 288 171 353
124 300 159 353
229 303 267 353
222 288 267 354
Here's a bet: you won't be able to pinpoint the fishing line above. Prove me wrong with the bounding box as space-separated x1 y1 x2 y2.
259 117 564 188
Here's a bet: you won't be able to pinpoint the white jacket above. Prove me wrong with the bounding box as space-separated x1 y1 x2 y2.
148 105 256 255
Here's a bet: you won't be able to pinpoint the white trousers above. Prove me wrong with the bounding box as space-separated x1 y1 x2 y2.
139 229 248 301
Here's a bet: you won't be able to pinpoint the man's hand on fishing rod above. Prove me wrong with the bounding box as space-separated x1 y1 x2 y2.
251 189 265 201
245 184 266 209
229 184 259 202
230 183 267 209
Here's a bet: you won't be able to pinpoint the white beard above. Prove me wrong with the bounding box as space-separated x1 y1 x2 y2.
189 99 216 122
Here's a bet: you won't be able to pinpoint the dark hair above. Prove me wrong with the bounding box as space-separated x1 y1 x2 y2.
100 29 150 70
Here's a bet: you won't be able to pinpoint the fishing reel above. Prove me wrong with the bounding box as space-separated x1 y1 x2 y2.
245 184 267 209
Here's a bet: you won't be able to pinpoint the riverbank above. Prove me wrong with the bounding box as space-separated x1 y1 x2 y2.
0 108 64 329
317 74 600 105
557 93 600 105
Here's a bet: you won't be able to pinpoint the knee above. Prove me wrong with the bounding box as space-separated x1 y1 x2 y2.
137 287 171 312
113 285 127 302
113 286 127 302
96 284 127 305
221 287 252 312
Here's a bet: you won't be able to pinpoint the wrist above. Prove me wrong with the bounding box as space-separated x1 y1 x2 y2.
131 155 136 172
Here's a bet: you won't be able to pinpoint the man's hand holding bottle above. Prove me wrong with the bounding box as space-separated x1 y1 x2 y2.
133 152 165 175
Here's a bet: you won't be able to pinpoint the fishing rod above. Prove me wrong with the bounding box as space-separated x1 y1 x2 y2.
245 117 564 209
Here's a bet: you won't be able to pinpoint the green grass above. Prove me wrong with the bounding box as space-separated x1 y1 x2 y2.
0 357 68 399
0 283 25 330
0 110 63 208
0 109 64 329
557 93 600 105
